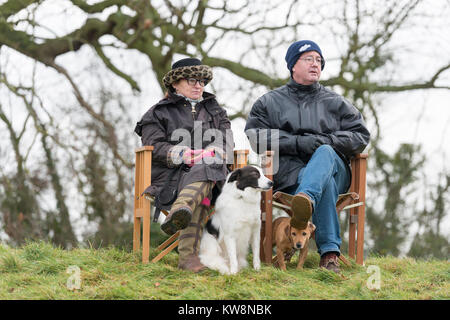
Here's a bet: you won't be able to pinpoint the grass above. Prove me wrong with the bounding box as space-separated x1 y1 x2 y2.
0 241 448 300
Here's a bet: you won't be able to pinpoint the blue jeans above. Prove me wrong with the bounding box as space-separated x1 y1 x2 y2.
285 145 350 257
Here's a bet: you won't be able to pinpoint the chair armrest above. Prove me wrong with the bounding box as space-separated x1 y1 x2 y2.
354 153 368 159
135 146 154 153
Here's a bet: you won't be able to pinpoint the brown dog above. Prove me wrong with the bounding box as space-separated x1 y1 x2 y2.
270 217 316 270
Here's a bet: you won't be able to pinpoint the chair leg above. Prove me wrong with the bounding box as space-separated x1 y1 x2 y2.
348 213 357 259
260 151 274 264
339 254 351 267
352 154 367 265
157 231 180 251
260 220 266 262
133 217 141 252
152 240 180 263
135 146 153 263
264 202 273 264
260 190 273 264
356 206 365 265
142 205 151 264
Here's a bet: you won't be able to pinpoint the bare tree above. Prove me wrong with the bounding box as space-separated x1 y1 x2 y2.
0 0 449 254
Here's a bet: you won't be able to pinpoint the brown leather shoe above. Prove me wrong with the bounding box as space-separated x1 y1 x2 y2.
291 192 313 229
319 252 340 273
178 254 206 273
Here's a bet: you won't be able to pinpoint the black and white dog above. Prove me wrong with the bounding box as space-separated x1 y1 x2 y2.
199 165 273 274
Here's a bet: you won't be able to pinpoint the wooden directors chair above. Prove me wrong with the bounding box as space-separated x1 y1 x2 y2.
133 147 249 263
259 152 368 266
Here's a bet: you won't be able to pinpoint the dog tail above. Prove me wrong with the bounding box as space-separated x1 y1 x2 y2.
206 219 220 239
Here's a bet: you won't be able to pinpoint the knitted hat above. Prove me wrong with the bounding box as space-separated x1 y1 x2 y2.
162 58 213 89
285 40 325 72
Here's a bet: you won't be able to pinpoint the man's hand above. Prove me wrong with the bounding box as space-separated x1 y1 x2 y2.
296 134 330 155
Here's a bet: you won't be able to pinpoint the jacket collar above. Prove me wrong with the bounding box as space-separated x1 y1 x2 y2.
287 78 320 93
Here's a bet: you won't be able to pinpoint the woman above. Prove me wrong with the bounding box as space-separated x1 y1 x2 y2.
135 58 234 272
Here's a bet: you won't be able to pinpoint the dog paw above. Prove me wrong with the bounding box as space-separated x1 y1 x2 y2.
229 266 238 274
219 267 230 275
238 259 248 269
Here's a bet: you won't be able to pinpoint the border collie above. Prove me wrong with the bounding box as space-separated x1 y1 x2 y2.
199 165 273 274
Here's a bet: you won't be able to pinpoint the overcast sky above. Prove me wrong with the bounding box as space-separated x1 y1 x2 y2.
1 0 449 247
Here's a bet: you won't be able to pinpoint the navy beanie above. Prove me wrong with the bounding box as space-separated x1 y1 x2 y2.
285 40 325 72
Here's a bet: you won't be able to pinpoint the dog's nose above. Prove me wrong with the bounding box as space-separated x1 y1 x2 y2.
296 242 302 249
268 181 273 188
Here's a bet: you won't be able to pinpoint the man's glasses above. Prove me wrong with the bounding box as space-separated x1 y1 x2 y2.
299 56 322 65
185 78 209 87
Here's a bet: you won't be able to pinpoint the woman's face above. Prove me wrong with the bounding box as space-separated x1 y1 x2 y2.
172 78 205 100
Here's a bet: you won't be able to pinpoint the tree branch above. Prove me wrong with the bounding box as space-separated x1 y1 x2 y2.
49 61 133 168
70 0 128 13
203 56 286 89
92 41 140 91
0 0 39 20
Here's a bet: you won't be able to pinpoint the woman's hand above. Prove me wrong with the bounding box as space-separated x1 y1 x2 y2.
182 149 216 166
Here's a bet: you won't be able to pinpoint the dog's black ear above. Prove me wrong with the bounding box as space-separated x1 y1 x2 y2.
227 169 241 183
284 224 290 237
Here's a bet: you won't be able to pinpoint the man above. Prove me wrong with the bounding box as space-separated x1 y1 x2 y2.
245 40 370 273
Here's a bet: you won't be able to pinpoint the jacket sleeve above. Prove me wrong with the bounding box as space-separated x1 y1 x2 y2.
245 99 298 155
136 108 189 167
205 107 235 164
325 98 371 160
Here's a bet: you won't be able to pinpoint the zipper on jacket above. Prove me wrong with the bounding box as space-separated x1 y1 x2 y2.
183 102 196 121
191 104 196 120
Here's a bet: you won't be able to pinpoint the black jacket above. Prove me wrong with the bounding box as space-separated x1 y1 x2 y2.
135 91 234 200
245 79 370 192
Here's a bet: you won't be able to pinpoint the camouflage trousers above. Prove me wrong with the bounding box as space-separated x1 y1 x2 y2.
170 181 214 265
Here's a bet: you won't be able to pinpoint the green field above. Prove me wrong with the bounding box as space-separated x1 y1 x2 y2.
0 241 448 300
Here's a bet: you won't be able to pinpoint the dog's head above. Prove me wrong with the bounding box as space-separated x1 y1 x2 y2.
285 221 316 250
227 165 273 191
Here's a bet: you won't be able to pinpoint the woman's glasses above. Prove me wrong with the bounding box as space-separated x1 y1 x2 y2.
185 78 209 87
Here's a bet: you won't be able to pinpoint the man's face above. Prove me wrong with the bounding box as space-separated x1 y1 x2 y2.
291 51 322 85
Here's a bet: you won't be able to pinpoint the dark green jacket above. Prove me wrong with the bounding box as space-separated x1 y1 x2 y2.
135 91 234 200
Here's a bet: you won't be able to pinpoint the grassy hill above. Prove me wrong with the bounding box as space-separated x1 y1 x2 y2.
0 241 448 300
